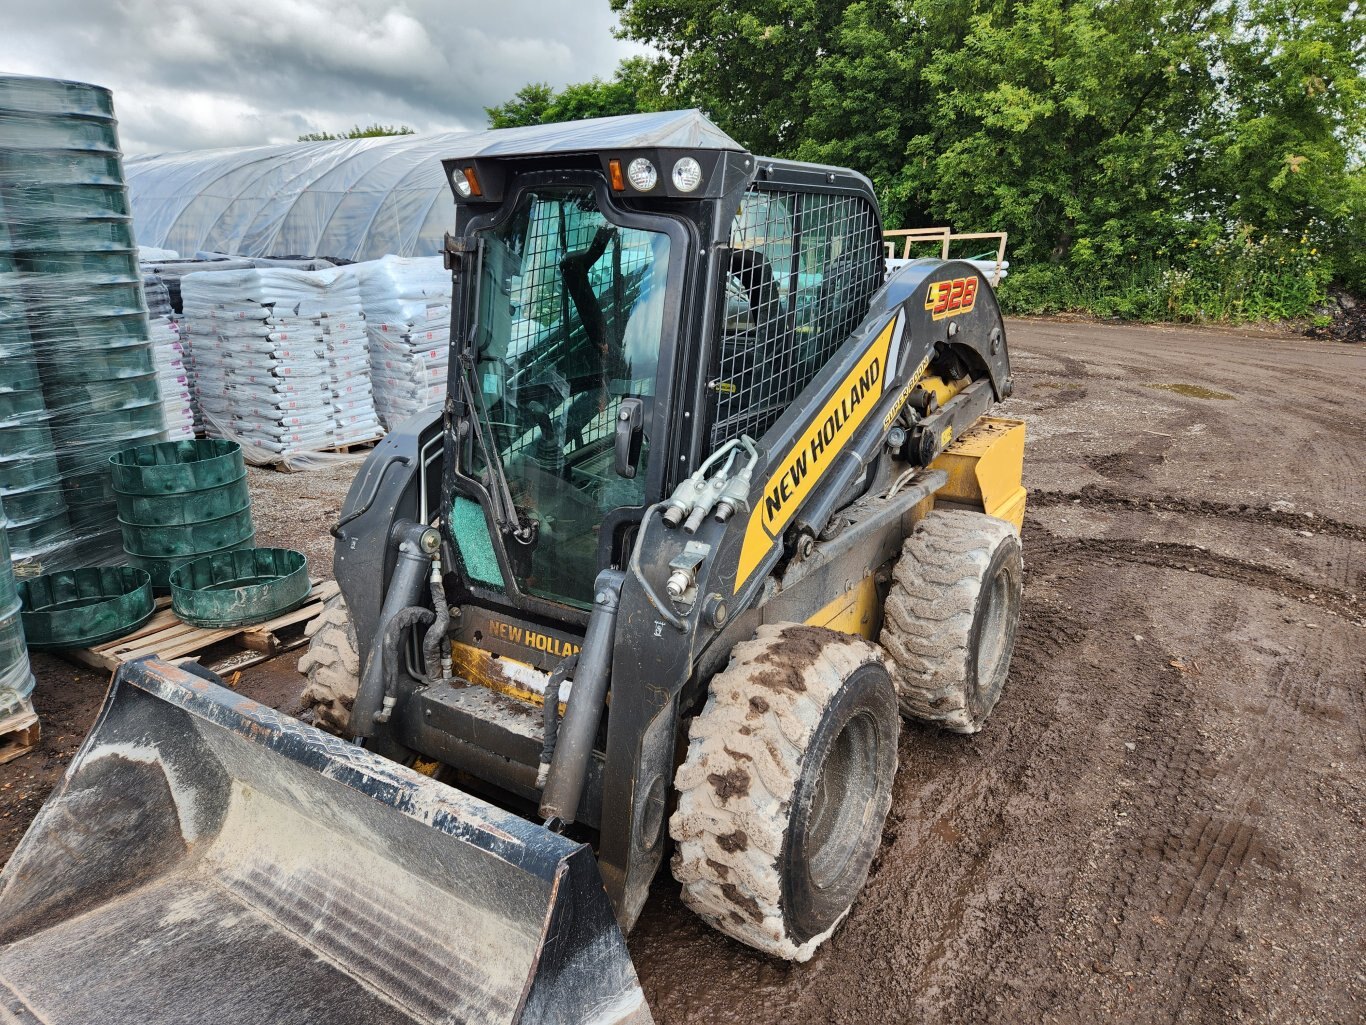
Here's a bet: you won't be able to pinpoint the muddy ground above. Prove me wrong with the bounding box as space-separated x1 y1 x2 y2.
4 320 1363 1024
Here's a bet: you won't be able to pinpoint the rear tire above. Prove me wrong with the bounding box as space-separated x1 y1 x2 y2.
298 593 360 736
880 509 1023 733
670 623 899 961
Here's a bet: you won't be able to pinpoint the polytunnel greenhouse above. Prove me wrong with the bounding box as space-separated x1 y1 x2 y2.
124 111 744 262
125 132 473 261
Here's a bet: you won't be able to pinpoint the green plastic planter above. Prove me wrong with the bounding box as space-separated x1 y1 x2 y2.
0 150 124 187
118 506 255 560
110 440 246 495
132 535 258 591
115 473 249 527
18 565 154 649
0 75 117 119
170 548 310 629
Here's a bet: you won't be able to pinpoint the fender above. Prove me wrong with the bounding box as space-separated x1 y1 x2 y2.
332 405 445 668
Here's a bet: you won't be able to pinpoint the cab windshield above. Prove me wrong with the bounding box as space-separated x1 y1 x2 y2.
469 186 671 608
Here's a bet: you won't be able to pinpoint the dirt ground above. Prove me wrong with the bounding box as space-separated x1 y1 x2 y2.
4 319 1363 1024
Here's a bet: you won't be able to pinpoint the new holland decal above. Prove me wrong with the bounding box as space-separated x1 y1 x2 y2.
924 275 979 320
735 315 900 591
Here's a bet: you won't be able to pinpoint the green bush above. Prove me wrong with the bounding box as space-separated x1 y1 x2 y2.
996 225 1334 323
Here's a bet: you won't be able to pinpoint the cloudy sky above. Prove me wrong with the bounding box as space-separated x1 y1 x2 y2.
0 0 644 154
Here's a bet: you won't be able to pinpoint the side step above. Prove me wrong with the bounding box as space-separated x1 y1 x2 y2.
0 658 651 1025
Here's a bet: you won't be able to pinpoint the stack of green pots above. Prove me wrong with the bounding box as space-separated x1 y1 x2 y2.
0 74 165 569
110 439 255 589
0 497 36 719
0 200 68 561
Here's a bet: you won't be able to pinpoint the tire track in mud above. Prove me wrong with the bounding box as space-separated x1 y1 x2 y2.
1030 487 1366 543
1027 521 1364 622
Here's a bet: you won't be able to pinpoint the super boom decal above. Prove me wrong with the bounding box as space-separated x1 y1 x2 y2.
734 314 900 591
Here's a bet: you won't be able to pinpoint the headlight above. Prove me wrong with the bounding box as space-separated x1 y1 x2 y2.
453 173 472 198
672 157 703 192
627 158 658 191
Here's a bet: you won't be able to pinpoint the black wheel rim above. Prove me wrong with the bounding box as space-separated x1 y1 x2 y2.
805 708 879 890
973 564 1012 715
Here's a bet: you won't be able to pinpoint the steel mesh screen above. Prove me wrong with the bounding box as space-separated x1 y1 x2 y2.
710 186 880 447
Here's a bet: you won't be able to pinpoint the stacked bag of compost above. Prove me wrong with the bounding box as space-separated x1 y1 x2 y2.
144 271 195 440
354 255 450 430
180 265 380 466
0 74 166 570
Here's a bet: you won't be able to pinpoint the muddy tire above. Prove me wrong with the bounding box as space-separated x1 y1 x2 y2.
881 509 1023 733
298 592 360 736
670 623 899 961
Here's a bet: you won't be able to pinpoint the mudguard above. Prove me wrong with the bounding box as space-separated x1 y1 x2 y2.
0 658 651 1025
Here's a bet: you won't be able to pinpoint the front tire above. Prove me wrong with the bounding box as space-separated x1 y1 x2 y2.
880 509 1023 733
298 592 360 736
670 623 899 961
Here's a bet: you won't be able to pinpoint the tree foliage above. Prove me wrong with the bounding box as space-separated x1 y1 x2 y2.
485 58 662 129
298 123 417 142
610 0 1365 307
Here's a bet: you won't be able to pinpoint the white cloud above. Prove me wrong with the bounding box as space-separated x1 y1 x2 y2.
0 0 646 153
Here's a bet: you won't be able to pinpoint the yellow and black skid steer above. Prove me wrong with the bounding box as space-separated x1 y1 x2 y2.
0 110 1027 1023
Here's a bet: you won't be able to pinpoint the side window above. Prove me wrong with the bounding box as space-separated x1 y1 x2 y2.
711 187 879 447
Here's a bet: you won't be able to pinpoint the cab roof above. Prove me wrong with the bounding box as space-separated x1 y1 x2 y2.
441 109 748 164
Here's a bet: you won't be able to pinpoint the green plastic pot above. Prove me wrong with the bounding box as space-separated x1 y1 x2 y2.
16 247 139 278
170 548 310 629
119 505 255 560
16 215 136 251
110 439 247 496
1 513 69 556
40 341 154 382
0 485 67 524
46 373 160 414
5 182 129 217
18 565 154 649
0 111 120 153
0 389 48 422
0 149 124 187
0 453 60 492
115 472 249 527
132 534 258 591
0 75 116 119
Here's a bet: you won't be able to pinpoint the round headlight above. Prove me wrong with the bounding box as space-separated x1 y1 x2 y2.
453 174 472 198
627 158 658 191
672 157 704 193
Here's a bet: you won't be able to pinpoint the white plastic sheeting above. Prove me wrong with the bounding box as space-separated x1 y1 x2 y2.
124 110 745 262
354 256 450 430
181 267 381 467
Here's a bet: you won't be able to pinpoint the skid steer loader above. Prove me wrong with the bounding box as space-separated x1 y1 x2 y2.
0 110 1027 1024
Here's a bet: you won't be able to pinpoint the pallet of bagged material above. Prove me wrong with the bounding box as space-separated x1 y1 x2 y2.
0 707 40 765
64 579 339 676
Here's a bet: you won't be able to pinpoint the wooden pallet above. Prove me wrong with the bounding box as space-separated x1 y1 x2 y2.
0 707 40 765
66 579 339 676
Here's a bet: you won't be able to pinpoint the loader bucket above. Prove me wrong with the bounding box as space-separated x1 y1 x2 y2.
0 658 651 1025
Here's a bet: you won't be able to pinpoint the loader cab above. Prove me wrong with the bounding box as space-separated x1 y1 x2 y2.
438 113 883 627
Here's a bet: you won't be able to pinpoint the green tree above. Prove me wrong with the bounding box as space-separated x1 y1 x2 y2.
485 58 663 129
298 123 417 142
614 0 1365 309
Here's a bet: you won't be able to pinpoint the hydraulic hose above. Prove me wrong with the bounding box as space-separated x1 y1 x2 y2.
352 520 439 739
375 606 434 724
422 566 450 685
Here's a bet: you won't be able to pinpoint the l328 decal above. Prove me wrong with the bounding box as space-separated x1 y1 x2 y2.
924 276 979 320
